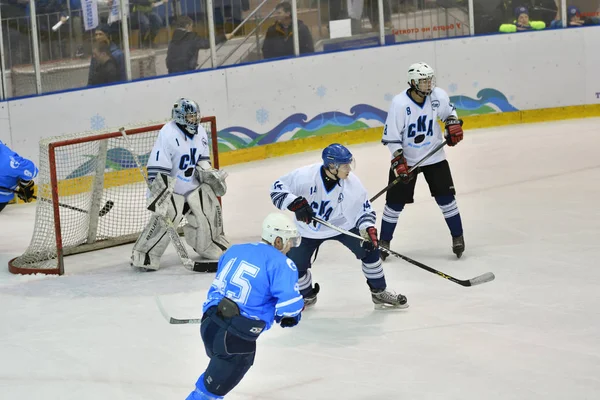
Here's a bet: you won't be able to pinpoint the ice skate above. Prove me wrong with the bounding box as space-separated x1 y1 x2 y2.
371 288 408 309
452 235 465 259
380 240 391 261
303 283 320 308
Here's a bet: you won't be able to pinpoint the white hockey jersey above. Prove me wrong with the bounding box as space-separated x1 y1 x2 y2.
147 121 211 196
271 163 376 239
382 87 457 166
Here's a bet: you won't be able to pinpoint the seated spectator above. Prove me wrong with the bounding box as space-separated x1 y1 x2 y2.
88 42 120 86
262 2 314 60
88 25 126 82
499 6 546 32
166 16 211 74
550 6 600 28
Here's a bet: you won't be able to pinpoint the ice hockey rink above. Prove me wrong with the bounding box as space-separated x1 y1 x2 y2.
1 118 599 400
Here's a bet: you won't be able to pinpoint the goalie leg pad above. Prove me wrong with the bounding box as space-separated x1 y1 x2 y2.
132 193 186 270
184 184 230 260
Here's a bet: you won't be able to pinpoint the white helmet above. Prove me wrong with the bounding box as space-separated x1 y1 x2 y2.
407 62 435 96
262 213 301 248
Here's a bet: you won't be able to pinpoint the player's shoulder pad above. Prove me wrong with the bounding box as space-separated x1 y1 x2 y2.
431 87 450 102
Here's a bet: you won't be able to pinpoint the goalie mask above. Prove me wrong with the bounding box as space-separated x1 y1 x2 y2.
172 98 200 135
407 62 435 97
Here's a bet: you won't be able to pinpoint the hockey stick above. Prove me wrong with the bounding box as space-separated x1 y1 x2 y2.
1 186 114 216
312 216 495 287
155 296 201 324
369 140 448 203
118 127 214 273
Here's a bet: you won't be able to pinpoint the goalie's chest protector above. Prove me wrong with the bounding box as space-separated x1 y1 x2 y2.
158 122 211 195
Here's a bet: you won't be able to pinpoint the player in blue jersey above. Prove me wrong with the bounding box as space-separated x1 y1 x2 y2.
270 143 408 310
0 140 38 213
186 212 304 400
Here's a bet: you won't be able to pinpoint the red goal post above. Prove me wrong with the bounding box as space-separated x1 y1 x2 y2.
9 117 219 275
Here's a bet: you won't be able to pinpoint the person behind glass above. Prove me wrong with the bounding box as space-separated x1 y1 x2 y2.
130 0 164 47
88 24 126 82
262 1 314 60
186 212 304 400
499 6 546 32
550 5 600 28
88 42 120 86
166 16 211 74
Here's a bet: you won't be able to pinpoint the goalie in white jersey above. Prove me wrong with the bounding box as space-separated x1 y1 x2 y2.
380 62 465 259
270 143 408 309
131 98 230 271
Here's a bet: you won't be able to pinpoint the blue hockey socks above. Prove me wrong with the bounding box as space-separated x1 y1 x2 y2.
435 195 463 238
380 203 405 241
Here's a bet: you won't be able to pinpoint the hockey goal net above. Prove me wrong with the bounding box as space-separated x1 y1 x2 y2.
8 117 219 275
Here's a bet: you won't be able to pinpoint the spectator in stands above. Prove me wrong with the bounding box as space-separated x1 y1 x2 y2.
262 2 314 60
130 0 164 47
499 6 546 32
88 24 126 82
88 42 120 86
1 0 30 67
68 0 85 57
166 16 211 74
550 5 600 28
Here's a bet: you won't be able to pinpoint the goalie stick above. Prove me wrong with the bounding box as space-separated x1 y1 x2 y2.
118 127 217 273
1 186 114 216
155 296 201 324
312 216 495 287
369 140 448 203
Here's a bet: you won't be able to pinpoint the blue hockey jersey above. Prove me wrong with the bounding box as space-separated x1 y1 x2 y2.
0 141 38 203
203 242 304 330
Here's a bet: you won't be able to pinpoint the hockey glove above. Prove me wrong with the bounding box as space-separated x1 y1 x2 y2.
16 179 35 202
444 118 464 146
276 313 301 328
360 226 379 251
287 197 315 224
391 150 410 183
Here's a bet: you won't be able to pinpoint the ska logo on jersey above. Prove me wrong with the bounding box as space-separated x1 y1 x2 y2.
408 115 433 146
178 148 198 170
309 200 333 229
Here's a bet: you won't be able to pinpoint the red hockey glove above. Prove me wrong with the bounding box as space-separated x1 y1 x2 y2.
391 150 410 183
445 118 464 146
361 226 379 251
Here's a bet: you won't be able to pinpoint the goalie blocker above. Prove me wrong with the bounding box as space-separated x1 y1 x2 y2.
131 172 230 272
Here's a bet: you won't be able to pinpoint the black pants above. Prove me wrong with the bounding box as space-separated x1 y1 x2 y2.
0 203 6 213
385 160 456 204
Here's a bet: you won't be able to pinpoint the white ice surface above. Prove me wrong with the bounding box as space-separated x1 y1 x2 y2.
1 118 600 400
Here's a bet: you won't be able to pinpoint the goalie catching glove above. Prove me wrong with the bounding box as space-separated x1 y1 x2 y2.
195 160 228 197
444 118 464 146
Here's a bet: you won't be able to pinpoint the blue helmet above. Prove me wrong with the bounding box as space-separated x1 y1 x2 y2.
172 98 200 135
322 143 353 168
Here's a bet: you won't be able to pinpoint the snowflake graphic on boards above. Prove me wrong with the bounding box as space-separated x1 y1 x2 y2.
90 114 105 130
316 85 327 98
448 83 458 93
256 108 269 125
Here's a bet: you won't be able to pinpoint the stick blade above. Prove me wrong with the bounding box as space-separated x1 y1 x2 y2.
468 272 495 286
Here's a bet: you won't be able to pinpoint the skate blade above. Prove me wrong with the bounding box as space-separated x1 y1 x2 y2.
373 302 409 310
